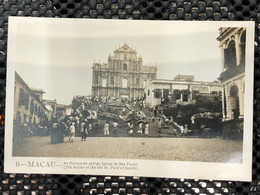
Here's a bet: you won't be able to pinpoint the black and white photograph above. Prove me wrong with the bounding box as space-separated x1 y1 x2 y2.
5 17 254 181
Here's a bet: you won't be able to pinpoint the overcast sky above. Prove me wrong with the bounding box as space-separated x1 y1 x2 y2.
12 18 226 105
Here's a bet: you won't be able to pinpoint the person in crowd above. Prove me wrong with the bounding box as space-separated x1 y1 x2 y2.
69 122 75 142
172 127 178 136
157 119 162 135
104 121 110 136
139 101 143 110
56 122 62 143
112 120 119 137
44 125 48 136
38 124 44 137
169 116 174 125
84 120 89 136
153 106 158 117
144 121 149 135
75 115 80 127
21 123 28 138
137 122 143 134
184 124 189 134
28 124 33 138
57 121 66 143
81 121 87 141
128 122 134 137
51 122 58 144
88 123 93 134
180 125 184 135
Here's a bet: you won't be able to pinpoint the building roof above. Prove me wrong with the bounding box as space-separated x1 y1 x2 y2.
31 87 45 94
145 78 221 90
56 104 71 108
216 27 244 42
15 72 48 111
114 43 136 54
218 64 245 82
43 99 57 104
174 74 194 81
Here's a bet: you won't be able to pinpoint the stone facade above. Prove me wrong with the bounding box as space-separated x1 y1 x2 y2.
144 76 222 108
14 72 49 125
92 43 157 99
217 27 246 121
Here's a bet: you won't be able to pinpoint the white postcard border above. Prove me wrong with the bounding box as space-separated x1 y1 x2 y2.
4 17 255 181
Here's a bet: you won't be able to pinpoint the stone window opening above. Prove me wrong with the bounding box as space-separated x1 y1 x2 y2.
154 89 162 98
123 63 127 71
122 78 128 88
224 40 237 69
95 75 98 83
173 89 181 100
143 80 147 88
136 78 139 85
163 89 169 98
102 78 107 87
183 94 189 102
111 77 114 85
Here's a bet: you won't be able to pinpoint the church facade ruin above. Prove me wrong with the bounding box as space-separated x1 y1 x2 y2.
91 44 157 99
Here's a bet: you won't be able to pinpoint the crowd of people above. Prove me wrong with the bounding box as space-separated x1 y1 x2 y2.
14 95 180 145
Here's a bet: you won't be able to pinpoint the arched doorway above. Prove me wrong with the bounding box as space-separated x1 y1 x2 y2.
225 40 237 68
230 85 239 119
240 31 246 65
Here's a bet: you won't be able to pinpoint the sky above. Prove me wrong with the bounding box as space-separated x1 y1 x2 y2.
11 18 225 105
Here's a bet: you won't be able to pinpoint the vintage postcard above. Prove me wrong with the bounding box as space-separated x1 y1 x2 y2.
5 17 254 181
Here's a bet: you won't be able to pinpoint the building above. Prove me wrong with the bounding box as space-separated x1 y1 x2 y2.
43 99 57 117
92 43 157 99
144 75 222 108
44 99 71 121
14 72 49 125
174 74 194 82
56 104 72 120
217 27 246 121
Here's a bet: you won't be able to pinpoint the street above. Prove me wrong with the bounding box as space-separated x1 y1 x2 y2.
13 136 243 163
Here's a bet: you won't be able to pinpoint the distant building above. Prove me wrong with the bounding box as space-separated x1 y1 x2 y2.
56 104 72 120
144 75 222 108
14 72 49 125
44 99 71 121
92 43 157 99
174 75 194 82
217 27 246 121
43 99 57 117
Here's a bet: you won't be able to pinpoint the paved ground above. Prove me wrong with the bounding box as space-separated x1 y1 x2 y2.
13 136 243 163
